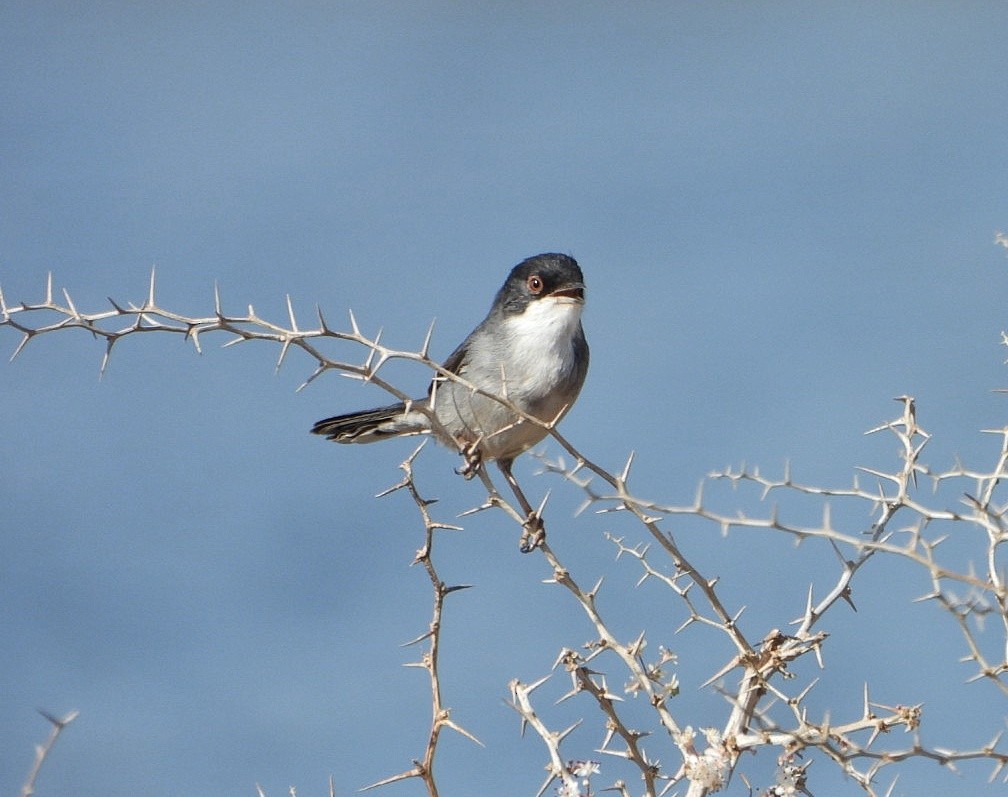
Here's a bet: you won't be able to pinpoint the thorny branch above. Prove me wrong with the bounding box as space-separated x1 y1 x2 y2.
360 443 482 796
536 394 1008 794
21 709 78 797
6 274 1008 795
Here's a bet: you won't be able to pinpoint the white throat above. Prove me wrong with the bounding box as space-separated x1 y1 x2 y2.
499 296 583 397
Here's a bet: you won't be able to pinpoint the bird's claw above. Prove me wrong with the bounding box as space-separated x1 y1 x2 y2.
518 513 545 553
455 440 483 480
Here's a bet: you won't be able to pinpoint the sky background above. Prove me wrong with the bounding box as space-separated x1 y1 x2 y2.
3 3 1008 796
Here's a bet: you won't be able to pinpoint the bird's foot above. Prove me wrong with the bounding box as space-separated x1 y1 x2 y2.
518 512 546 553
455 440 483 480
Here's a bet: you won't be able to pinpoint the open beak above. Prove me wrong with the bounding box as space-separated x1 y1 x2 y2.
550 283 586 303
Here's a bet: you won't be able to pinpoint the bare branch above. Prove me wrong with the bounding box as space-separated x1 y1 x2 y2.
21 709 78 797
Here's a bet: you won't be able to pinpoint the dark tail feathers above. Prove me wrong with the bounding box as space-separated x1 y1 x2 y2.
311 402 421 443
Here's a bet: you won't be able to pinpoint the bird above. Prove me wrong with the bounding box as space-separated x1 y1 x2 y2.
312 252 589 551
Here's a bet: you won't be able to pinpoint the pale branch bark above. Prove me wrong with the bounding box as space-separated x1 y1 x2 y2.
508 676 597 797
360 443 482 796
21 709 78 797
536 396 1008 794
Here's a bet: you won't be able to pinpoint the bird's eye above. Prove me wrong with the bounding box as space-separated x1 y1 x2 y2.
526 275 544 294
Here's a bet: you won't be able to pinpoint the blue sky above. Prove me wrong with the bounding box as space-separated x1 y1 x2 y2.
3 4 1008 796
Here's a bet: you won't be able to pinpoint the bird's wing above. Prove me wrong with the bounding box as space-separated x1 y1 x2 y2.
440 341 467 376
427 332 471 397
427 340 465 399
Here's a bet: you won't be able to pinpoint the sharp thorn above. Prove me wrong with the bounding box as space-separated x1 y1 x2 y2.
147 265 157 307
421 317 437 357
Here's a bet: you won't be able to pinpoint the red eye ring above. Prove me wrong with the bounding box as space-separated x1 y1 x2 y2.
526 274 544 294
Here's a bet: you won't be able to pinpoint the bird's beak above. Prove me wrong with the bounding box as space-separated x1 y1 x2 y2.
550 283 586 303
